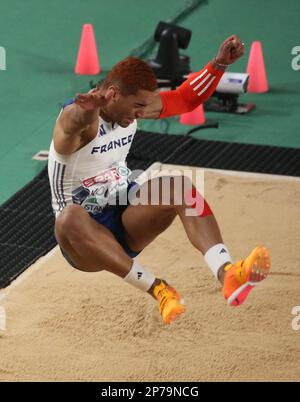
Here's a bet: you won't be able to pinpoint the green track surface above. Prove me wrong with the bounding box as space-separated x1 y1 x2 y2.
0 0 299 204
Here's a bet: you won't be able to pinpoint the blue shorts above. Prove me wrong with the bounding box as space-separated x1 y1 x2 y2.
89 202 140 258
60 181 141 268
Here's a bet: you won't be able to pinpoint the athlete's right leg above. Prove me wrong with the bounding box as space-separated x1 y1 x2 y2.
55 204 132 277
55 204 185 324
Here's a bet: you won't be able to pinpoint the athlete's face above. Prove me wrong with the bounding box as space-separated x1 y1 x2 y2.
107 88 156 127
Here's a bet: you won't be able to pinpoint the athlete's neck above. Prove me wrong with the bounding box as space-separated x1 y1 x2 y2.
99 108 114 124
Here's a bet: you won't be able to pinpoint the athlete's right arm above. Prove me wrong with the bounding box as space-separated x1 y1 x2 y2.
53 88 111 154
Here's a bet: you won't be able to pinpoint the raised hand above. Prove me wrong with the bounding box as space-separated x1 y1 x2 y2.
215 35 245 66
74 88 114 110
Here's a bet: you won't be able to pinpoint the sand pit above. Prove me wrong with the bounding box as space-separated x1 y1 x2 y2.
1 165 300 381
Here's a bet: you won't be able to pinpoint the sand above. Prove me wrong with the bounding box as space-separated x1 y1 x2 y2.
0 165 300 382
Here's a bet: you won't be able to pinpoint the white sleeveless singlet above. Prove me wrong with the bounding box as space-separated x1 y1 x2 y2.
48 114 137 218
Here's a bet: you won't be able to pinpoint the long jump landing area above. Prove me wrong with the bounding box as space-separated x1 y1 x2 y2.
0 165 299 382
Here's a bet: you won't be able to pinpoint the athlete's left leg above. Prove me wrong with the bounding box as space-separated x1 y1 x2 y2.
122 176 228 280
122 175 270 306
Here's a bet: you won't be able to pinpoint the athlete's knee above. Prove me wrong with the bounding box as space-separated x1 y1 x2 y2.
184 183 213 217
55 204 86 239
167 175 193 205
171 175 213 217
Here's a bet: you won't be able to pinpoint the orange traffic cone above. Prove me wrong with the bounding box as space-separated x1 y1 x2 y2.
246 41 268 93
180 104 206 125
75 24 100 75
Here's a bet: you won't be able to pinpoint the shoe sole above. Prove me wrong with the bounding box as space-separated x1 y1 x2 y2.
227 246 271 307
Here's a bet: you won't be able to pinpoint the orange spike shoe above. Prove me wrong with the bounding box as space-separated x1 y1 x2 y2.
153 281 186 324
223 246 271 307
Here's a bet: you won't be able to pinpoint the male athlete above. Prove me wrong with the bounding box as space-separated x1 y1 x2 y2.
48 35 270 324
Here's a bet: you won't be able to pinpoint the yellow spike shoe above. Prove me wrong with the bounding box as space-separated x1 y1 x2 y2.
153 281 186 324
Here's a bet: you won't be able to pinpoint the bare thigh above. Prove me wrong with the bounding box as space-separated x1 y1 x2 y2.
55 204 132 273
122 204 177 252
121 177 180 252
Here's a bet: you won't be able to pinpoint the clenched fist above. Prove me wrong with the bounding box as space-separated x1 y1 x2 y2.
213 35 245 68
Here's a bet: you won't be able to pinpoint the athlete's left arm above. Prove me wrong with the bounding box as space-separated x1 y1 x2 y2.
142 35 245 120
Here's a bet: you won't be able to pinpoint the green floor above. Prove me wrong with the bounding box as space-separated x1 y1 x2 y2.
0 0 299 204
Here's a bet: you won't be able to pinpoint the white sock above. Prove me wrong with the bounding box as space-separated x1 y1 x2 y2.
123 260 156 292
204 243 233 279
